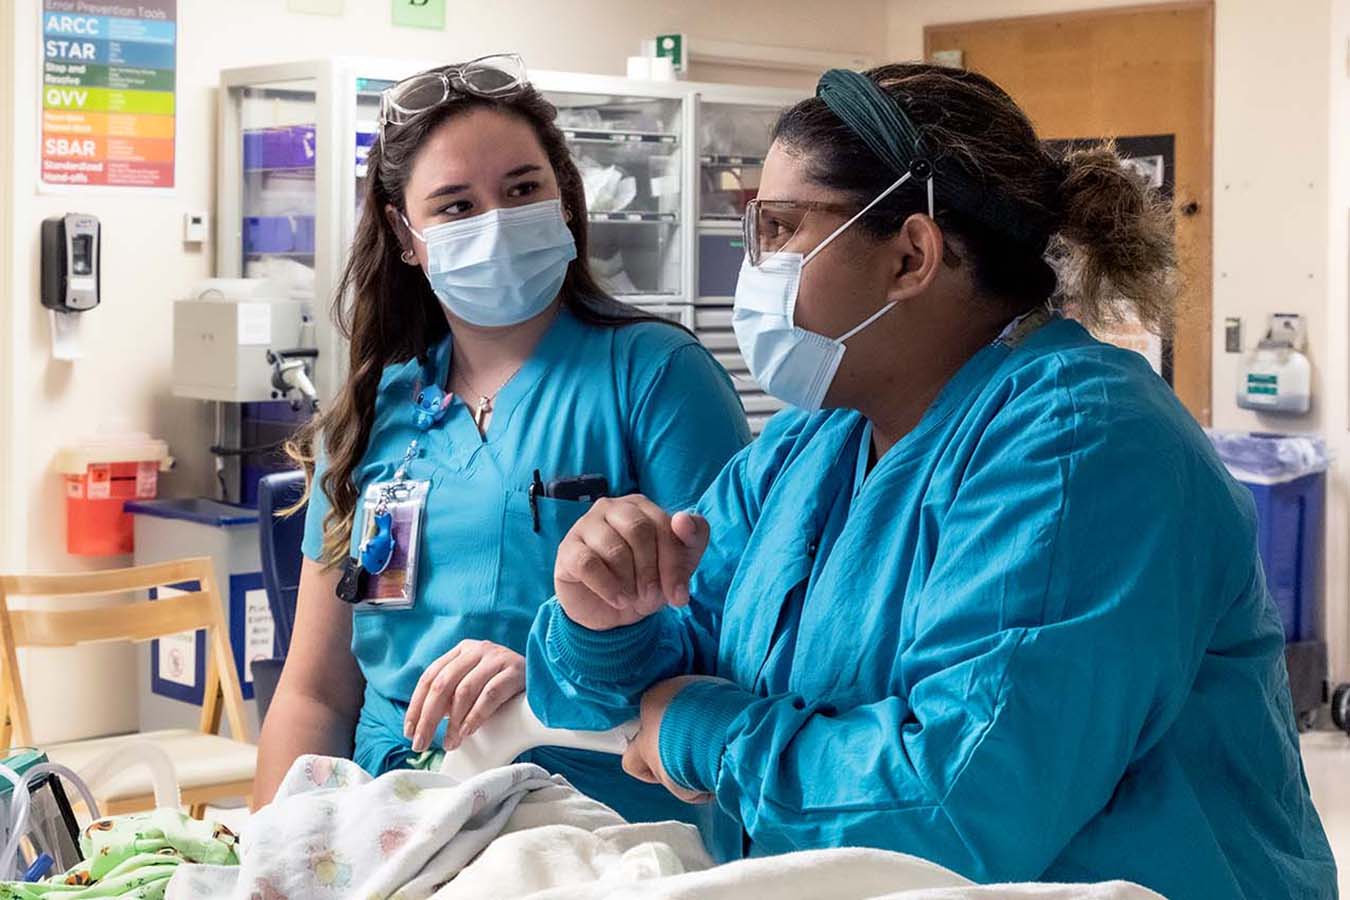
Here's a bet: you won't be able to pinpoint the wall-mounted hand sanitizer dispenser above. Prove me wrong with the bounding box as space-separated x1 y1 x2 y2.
1237 313 1311 415
40 213 100 312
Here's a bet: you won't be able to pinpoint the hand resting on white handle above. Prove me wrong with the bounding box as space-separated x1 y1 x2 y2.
437 694 639 782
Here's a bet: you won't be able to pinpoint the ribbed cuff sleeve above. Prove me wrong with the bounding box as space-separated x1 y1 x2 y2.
658 679 754 793
546 601 669 683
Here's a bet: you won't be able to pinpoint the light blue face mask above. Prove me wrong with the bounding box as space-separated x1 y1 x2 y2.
732 169 931 411
404 198 577 328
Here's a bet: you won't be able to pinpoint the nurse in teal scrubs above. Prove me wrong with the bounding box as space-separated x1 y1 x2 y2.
526 64 1336 897
252 56 749 826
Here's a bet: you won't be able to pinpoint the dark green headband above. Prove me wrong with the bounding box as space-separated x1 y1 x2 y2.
815 68 1049 247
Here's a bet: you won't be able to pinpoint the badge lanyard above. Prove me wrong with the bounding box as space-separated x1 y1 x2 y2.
336 378 452 607
359 439 422 575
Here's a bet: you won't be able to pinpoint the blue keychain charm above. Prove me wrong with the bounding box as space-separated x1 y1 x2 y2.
360 510 396 575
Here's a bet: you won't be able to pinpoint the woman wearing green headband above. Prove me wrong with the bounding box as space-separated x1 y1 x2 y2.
524 64 1334 898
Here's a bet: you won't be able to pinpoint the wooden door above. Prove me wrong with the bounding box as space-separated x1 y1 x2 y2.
926 2 1214 424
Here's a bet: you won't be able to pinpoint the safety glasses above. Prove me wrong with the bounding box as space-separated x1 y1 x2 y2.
741 199 857 267
744 165 941 268
378 54 528 141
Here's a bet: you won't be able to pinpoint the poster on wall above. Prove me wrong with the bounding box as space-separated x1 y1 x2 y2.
1043 134 1176 384
39 0 177 191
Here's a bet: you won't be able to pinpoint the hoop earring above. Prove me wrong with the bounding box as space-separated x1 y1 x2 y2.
401 249 417 264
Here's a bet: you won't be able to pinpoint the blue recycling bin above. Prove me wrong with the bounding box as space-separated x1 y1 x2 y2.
1246 472 1325 642
1208 431 1328 642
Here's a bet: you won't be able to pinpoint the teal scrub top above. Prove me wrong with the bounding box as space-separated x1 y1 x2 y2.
303 307 751 825
528 316 1337 898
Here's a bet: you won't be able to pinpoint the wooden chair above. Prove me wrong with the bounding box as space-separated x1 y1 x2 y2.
0 557 256 816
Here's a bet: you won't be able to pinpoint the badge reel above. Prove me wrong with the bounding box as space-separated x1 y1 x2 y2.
338 441 430 610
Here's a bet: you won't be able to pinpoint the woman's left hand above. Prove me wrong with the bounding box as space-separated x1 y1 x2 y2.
404 639 525 752
622 675 718 803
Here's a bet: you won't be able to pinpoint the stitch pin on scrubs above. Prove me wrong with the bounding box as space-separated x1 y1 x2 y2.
412 383 454 430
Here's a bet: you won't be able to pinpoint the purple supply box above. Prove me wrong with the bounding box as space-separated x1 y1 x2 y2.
243 124 317 171
243 215 316 254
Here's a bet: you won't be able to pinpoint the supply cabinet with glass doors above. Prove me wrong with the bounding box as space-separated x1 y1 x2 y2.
692 89 795 433
217 59 800 433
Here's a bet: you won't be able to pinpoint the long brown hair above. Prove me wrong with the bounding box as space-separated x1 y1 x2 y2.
772 63 1176 332
290 68 665 565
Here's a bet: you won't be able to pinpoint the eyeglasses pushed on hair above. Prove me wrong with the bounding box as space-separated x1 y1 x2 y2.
378 54 528 141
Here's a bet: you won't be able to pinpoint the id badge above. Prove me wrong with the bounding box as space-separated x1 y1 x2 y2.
353 479 429 611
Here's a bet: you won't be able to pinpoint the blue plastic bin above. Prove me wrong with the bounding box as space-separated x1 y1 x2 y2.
242 215 315 255
242 130 263 171
1247 472 1325 641
243 124 316 171
242 215 292 254
1208 431 1329 642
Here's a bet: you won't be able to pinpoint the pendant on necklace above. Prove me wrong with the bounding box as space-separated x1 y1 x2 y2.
473 395 492 430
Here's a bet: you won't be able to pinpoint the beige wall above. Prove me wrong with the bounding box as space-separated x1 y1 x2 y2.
1327 0 1350 688
888 0 1350 681
0 0 883 739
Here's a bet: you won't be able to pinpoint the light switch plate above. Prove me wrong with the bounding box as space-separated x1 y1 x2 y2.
1224 317 1242 353
183 211 208 244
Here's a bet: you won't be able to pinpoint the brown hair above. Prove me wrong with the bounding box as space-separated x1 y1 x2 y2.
289 68 664 565
772 62 1176 332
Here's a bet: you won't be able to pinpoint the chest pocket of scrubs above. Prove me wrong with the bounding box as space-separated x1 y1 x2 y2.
502 490 592 594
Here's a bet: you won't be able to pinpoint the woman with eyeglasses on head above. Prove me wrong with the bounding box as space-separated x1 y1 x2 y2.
524 64 1334 897
251 56 750 825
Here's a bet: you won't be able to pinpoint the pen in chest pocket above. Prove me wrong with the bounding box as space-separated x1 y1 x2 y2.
528 468 610 533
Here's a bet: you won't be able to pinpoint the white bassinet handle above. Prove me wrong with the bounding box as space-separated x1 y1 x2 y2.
77 741 181 810
437 695 638 782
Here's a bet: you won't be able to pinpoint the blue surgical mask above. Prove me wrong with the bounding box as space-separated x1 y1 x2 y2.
732 169 930 411
404 198 577 328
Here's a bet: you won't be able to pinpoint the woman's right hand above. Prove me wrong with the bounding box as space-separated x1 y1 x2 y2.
554 495 710 631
